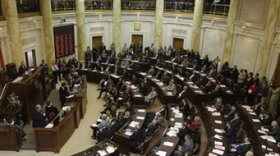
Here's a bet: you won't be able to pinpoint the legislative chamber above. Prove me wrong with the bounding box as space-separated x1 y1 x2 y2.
0 0 280 156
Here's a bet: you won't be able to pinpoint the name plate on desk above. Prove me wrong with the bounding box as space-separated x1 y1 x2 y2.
156 150 166 156
163 141 174 147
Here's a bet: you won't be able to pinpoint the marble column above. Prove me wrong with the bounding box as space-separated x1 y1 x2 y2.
113 0 121 54
257 0 280 75
191 0 204 52
76 0 87 60
221 0 239 63
1 0 22 66
154 0 164 52
40 0 54 69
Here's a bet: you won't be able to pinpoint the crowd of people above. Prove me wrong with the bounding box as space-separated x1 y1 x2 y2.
83 41 280 155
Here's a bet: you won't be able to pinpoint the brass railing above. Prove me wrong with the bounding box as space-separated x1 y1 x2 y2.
164 2 194 13
51 0 76 11
121 0 156 10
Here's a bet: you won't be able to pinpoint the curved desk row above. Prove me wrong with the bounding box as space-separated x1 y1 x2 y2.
34 83 87 153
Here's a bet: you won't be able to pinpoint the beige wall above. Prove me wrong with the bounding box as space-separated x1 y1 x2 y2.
238 0 269 25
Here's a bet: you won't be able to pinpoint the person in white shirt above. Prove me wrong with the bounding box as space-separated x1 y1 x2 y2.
52 62 59 83
145 87 158 104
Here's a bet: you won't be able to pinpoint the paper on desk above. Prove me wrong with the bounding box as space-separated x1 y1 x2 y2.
215 145 225 151
91 123 98 127
214 120 222 124
209 153 218 156
134 94 142 97
45 123 54 128
156 150 166 156
261 127 269 132
136 116 145 120
265 152 280 156
214 128 224 134
214 134 222 140
139 72 146 76
258 129 267 135
97 150 107 156
262 144 266 149
214 141 223 146
212 112 221 116
170 118 174 121
252 119 261 123
249 112 256 115
125 131 133 136
163 141 174 147
212 148 224 155
137 109 145 112
266 135 276 143
166 91 173 96
66 94 74 98
106 146 116 154
97 118 102 122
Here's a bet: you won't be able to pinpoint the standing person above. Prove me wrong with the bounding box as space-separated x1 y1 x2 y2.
52 61 59 83
18 61 28 75
269 85 280 118
59 82 69 108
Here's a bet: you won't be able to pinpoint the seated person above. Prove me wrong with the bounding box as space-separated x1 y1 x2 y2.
214 97 225 114
97 79 112 99
225 105 236 121
192 131 201 154
229 113 241 130
147 65 156 76
229 137 251 155
32 105 47 128
144 87 158 104
90 114 109 139
178 86 188 100
202 81 214 93
189 71 199 82
139 79 151 96
164 79 177 94
225 122 238 145
174 134 194 156
147 112 164 129
160 72 170 85
268 120 280 143
45 101 58 120
186 116 201 133
259 107 273 128
129 126 147 152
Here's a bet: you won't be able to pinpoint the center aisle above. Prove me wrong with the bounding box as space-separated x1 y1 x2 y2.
0 83 105 156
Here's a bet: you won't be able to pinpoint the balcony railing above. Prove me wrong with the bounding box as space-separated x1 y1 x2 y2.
16 0 40 13
204 3 229 16
164 2 194 13
51 0 76 11
121 0 156 10
85 0 112 10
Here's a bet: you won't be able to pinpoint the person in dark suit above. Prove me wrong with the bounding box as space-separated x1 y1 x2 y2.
229 137 251 155
18 61 28 75
59 82 69 108
129 126 147 151
32 105 47 128
225 122 238 145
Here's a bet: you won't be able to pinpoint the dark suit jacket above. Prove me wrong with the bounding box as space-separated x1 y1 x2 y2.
59 86 69 103
32 110 46 128
18 65 27 75
235 143 251 155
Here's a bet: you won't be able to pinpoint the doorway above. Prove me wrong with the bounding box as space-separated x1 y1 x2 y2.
92 36 103 53
173 38 184 55
131 34 143 45
25 49 36 68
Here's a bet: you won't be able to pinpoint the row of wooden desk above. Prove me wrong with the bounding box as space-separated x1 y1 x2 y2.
236 104 279 155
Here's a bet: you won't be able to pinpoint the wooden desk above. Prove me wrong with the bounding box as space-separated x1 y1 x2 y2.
201 102 227 156
72 140 119 156
34 99 82 153
0 125 20 151
113 108 146 154
236 104 279 155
